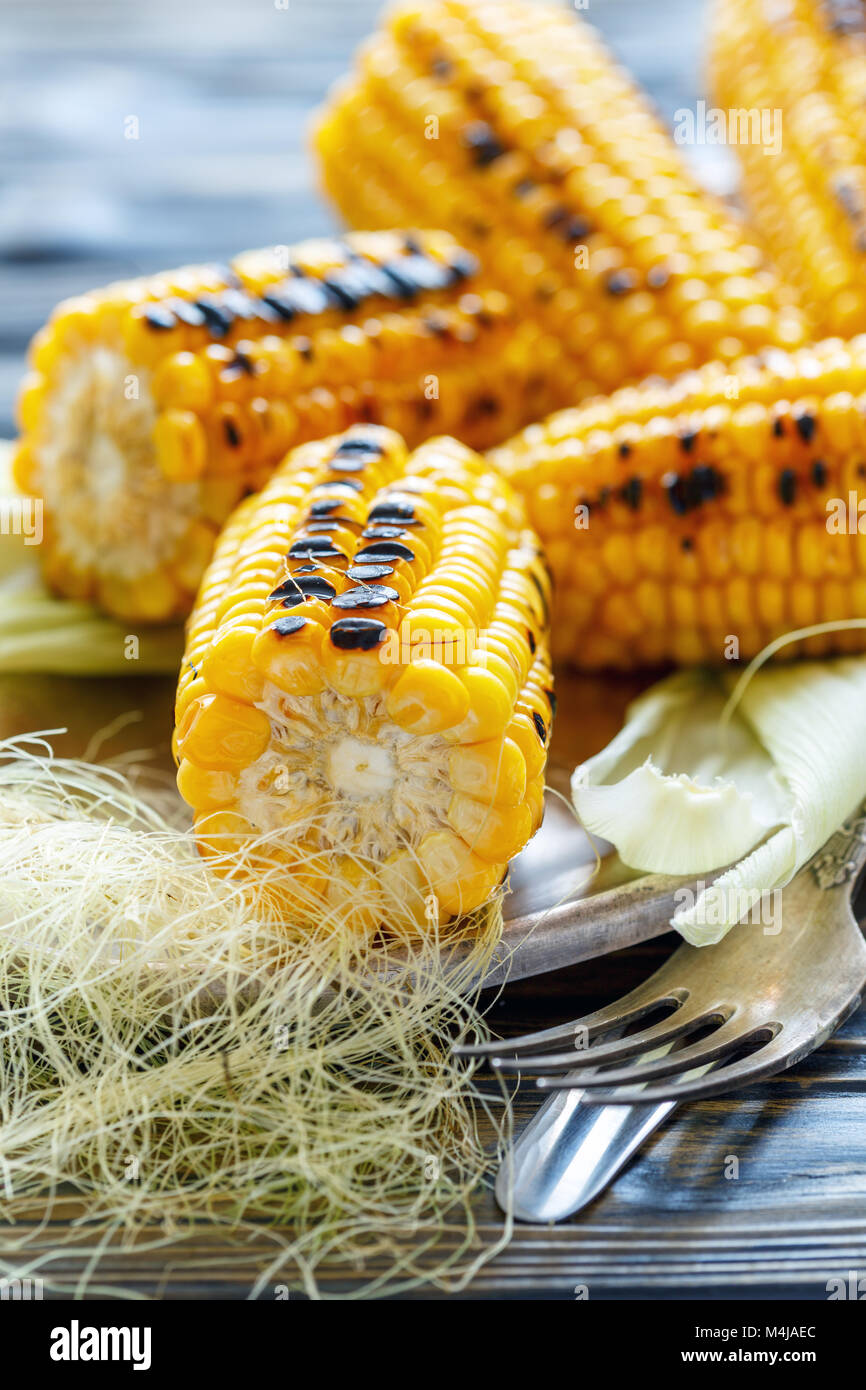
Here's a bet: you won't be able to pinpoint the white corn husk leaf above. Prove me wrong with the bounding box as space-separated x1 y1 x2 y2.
571 660 866 945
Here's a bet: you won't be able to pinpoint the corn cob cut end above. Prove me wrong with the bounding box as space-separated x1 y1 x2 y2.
175 425 553 934
16 231 553 624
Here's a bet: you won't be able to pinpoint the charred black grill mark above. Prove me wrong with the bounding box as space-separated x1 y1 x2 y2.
150 242 479 340
779 468 797 506
309 497 345 518
195 297 235 337
354 541 416 564
170 300 208 329
462 121 506 166
315 475 364 494
362 525 410 540
512 178 537 199
692 465 724 501
528 570 550 623
368 499 417 522
334 436 385 457
287 536 347 560
663 472 689 515
272 614 308 637
794 409 817 444
330 617 387 651
646 263 671 290
621 477 643 510
347 563 395 583
332 585 399 609
294 576 337 601
606 270 639 296
231 349 256 375
144 306 177 331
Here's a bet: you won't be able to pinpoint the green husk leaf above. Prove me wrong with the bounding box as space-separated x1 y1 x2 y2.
572 658 866 945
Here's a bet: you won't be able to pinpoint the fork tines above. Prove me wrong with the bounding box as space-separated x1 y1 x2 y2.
454 988 790 1106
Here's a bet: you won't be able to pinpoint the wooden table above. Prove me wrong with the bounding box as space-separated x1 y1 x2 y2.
2 0 865 1301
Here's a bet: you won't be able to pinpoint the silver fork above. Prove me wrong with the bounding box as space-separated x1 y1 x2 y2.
457 803 866 1220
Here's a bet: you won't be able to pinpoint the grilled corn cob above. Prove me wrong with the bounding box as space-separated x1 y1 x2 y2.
710 0 866 338
314 0 807 399
13 231 559 624
174 424 553 930
491 337 866 668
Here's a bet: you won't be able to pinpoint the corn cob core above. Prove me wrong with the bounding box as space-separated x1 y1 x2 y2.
710 0 866 339
174 424 553 931
314 0 807 404
491 337 866 669
14 231 558 624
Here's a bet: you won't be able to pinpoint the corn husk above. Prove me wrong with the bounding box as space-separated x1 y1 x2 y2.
572 659 866 945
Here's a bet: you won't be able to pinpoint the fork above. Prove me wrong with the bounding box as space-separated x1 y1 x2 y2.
457 802 866 1219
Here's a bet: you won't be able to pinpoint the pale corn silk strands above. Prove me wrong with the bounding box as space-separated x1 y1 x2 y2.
0 734 514 1300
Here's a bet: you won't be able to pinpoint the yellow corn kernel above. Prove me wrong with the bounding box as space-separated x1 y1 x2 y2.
97 569 180 624
448 736 527 807
11 442 37 493
195 809 256 860
380 850 431 936
321 636 392 697
447 793 533 863
153 409 207 482
151 351 215 412
173 520 219 595
176 758 238 811
386 659 470 734
446 665 513 743
176 692 271 772
418 829 505 918
325 858 382 936
525 774 545 833
202 626 265 704
507 712 547 781
16 373 44 434
251 616 326 696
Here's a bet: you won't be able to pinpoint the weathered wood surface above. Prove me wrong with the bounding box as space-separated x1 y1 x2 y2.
2 0 864 1301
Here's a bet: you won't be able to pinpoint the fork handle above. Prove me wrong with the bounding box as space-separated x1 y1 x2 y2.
495 1083 676 1222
